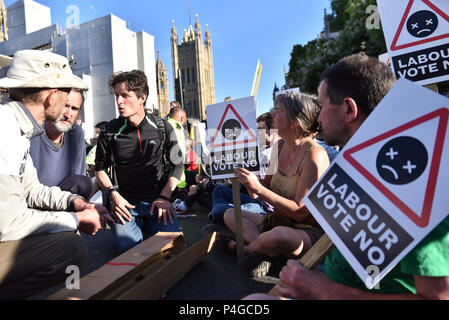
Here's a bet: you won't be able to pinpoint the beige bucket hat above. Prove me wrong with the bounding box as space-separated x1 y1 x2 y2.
0 50 88 90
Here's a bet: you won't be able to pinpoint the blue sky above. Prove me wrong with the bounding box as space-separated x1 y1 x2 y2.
5 0 331 115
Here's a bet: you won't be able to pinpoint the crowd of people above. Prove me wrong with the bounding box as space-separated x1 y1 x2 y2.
0 48 448 300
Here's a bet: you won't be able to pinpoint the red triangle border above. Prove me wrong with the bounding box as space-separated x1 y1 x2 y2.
343 108 448 228
210 103 257 148
390 0 449 51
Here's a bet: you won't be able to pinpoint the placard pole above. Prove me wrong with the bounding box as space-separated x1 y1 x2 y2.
425 83 439 93
231 178 245 264
268 234 335 296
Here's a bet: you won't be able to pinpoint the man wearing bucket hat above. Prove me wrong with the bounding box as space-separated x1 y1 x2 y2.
0 50 114 299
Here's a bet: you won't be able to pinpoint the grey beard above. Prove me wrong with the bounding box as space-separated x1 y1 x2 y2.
53 120 73 133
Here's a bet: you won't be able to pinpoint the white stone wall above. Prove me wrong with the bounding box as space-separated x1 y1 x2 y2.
136 31 158 112
7 0 51 39
1 1 158 140
23 0 51 34
64 15 115 131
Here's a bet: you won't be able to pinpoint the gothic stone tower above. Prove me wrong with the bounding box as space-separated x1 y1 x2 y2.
0 0 7 42
156 49 170 118
171 14 215 121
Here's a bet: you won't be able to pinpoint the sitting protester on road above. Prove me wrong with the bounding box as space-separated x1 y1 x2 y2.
223 92 330 270
0 50 113 299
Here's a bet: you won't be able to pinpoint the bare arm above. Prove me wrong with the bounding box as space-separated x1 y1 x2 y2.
237 146 329 222
275 259 449 300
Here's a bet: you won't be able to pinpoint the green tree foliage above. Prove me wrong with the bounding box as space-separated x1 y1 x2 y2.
288 0 387 94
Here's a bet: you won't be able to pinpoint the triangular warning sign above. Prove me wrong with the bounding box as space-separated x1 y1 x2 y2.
343 108 448 228
391 0 449 51
210 103 257 148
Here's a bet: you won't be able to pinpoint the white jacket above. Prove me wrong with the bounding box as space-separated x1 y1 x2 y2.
0 101 79 242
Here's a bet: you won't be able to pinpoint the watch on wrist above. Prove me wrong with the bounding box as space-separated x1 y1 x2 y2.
157 194 171 202
107 187 118 196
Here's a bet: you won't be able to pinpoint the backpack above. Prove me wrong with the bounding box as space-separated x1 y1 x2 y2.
103 113 172 188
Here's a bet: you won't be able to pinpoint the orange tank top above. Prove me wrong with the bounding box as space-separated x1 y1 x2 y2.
268 141 322 228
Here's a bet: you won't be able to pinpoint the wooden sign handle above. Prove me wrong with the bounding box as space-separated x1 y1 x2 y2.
425 83 439 93
268 234 335 296
231 178 245 264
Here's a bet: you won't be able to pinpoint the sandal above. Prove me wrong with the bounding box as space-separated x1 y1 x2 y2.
216 233 235 252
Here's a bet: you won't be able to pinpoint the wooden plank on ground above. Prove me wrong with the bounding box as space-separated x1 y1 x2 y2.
268 234 335 297
47 232 185 300
119 232 218 300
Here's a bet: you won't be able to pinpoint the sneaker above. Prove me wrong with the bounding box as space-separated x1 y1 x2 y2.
243 253 288 278
173 199 189 218
243 253 271 278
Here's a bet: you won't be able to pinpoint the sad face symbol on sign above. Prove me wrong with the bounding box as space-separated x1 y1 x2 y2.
376 136 428 185
407 10 439 38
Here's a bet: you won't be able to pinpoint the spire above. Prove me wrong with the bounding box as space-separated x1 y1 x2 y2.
195 14 201 30
182 26 195 43
156 48 166 72
0 0 7 42
188 0 192 26
171 19 177 41
195 14 201 38
205 24 211 46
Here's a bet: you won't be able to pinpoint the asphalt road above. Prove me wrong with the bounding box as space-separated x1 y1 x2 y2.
30 203 278 300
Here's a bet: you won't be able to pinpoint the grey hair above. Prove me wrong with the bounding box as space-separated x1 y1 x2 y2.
274 92 321 137
71 88 86 109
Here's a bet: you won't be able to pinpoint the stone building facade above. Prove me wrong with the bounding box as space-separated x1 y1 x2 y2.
156 49 170 118
171 14 215 121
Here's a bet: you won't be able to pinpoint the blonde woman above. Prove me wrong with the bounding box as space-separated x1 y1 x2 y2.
223 92 330 266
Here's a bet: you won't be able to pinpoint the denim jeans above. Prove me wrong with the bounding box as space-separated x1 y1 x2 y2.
209 185 265 225
111 201 180 254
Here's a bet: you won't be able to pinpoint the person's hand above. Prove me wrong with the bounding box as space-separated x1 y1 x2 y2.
188 185 198 196
110 191 134 224
274 259 330 300
75 207 115 235
195 174 206 184
234 167 262 198
71 196 94 212
150 198 176 226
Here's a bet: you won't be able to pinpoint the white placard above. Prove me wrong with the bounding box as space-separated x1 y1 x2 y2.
377 0 449 85
304 78 449 288
206 96 260 179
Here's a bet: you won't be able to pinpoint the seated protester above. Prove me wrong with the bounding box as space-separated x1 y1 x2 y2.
0 50 112 299
185 153 230 213
245 53 449 301
205 113 278 226
223 92 330 265
30 89 93 200
257 111 279 178
208 184 268 226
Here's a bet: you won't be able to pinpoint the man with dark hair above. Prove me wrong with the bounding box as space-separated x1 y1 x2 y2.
95 70 184 253
246 52 449 300
30 89 92 200
0 49 112 299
